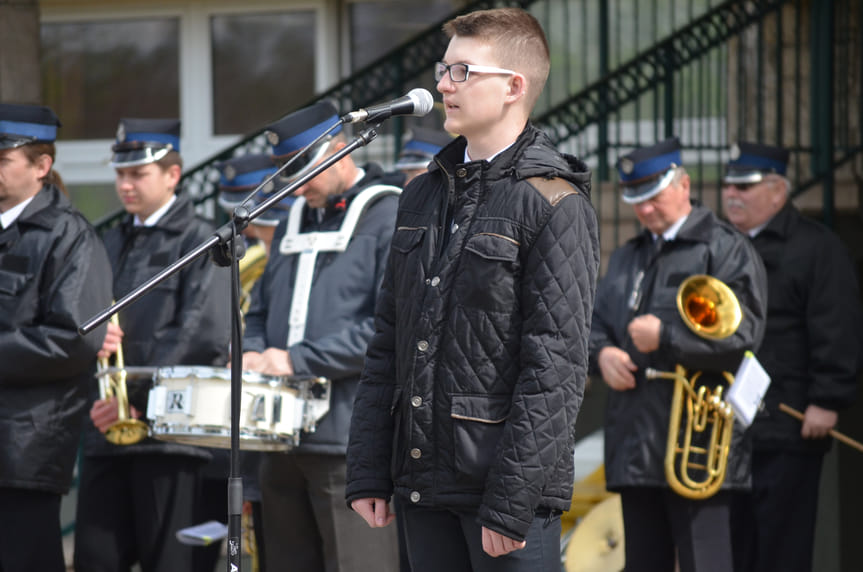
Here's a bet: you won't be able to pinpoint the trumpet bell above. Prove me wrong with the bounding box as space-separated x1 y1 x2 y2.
105 419 151 446
676 274 742 340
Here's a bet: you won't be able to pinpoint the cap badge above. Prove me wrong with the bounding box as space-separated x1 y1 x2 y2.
223 165 236 182
619 157 634 175
265 131 280 146
116 123 126 143
729 143 741 160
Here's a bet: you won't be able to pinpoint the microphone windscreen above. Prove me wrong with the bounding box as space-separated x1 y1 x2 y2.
407 88 435 117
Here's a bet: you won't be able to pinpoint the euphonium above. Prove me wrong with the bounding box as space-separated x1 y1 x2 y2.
645 274 742 500
97 313 150 445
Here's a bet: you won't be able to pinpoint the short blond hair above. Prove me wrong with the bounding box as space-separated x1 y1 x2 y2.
443 7 550 110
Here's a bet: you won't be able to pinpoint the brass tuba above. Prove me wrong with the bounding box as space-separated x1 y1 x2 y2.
645 274 741 500
96 313 150 445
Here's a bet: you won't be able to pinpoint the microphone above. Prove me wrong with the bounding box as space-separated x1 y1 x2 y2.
341 88 434 124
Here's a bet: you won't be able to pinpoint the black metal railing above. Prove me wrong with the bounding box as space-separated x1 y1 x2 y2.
93 0 862 247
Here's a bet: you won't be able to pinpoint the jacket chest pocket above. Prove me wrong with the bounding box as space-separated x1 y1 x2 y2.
457 233 521 312
0 268 34 321
0 269 30 296
390 226 426 299
451 393 510 485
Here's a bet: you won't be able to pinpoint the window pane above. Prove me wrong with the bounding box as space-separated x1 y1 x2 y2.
349 1 460 71
41 19 180 140
212 11 316 135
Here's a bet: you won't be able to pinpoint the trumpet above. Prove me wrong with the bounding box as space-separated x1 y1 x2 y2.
96 313 150 445
646 274 741 500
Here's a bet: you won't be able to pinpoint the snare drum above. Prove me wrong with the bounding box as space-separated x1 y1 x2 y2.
146 366 330 452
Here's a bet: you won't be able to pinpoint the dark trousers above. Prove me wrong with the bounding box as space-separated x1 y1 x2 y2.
0 488 65 572
731 450 824 572
392 496 412 572
73 454 203 572
260 453 398 572
399 502 562 572
619 487 732 572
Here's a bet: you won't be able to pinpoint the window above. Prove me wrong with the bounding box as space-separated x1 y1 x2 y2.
41 18 180 140
349 1 459 71
211 11 316 135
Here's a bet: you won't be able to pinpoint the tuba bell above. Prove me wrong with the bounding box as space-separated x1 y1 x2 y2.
96 312 150 445
645 274 741 500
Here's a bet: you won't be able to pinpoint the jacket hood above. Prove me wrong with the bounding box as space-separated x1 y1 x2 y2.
431 124 592 198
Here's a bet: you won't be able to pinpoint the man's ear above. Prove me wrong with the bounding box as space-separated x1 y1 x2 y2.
166 163 182 188
34 154 53 179
505 73 527 104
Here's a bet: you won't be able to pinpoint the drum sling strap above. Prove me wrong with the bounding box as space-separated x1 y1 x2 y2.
278 184 401 346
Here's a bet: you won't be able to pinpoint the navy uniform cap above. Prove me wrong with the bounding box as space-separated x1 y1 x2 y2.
265 101 342 183
217 154 293 227
0 103 61 150
723 141 789 185
616 137 682 204
394 127 452 171
111 118 181 168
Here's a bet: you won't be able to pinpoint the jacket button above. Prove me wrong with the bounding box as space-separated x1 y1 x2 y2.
410 396 422 407
410 448 422 459
425 278 431 285
410 491 421 503
417 340 429 351
456 168 467 177
430 276 440 287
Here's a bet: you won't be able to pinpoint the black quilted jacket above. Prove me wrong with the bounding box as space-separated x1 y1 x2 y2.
346 125 600 542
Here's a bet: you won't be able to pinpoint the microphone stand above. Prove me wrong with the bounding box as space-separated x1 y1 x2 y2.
79 122 380 572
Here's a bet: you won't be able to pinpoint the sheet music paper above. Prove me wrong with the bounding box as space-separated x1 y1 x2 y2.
727 351 772 427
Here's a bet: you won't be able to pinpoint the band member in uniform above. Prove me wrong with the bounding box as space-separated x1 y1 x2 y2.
722 142 863 572
346 8 600 571
192 153 295 572
393 126 452 185
589 137 768 572
0 103 112 572
241 101 400 572
217 153 295 257
74 118 231 572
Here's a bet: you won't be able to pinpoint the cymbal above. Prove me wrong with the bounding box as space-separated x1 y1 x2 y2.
564 494 624 572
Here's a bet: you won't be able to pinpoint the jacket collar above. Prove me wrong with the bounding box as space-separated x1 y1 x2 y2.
121 192 193 234
431 124 591 193
756 200 796 239
630 201 715 247
15 184 70 230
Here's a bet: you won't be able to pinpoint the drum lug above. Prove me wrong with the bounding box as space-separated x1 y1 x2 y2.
251 394 267 422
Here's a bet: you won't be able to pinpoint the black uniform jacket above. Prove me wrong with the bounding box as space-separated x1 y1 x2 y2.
589 203 768 490
346 125 601 542
82 192 231 459
243 163 400 456
0 184 112 493
748 201 862 452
